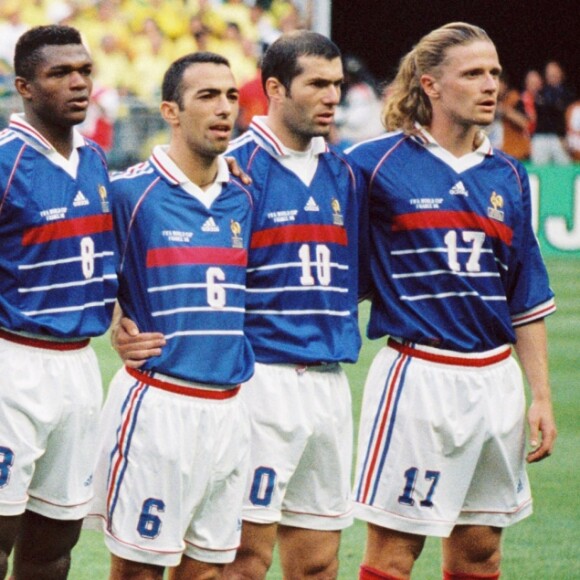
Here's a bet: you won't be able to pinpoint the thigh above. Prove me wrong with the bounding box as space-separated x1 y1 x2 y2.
363 522 426 579
443 525 502 573
239 363 311 525
0 340 101 519
0 340 56 516
170 556 224 580
14 510 82 562
282 367 353 531
0 514 21 557
95 369 248 567
459 358 532 528
353 346 492 537
278 525 341 580
222 521 278 579
29 346 103 520
110 554 164 580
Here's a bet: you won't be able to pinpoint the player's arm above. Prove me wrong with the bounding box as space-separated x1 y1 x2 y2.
110 302 166 368
513 319 557 463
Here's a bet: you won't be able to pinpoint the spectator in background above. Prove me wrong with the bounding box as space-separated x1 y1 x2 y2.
235 61 268 134
488 73 531 160
531 61 575 165
0 3 28 69
566 99 580 162
217 21 259 85
521 69 542 135
129 18 175 104
91 34 133 98
334 55 383 148
79 80 120 153
214 0 257 42
174 14 222 56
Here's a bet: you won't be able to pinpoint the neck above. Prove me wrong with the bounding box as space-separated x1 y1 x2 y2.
265 113 311 152
167 142 219 189
427 120 482 158
24 114 75 158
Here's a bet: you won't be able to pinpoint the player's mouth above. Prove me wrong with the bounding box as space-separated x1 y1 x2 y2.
68 96 89 111
316 111 335 125
209 123 232 138
477 99 496 111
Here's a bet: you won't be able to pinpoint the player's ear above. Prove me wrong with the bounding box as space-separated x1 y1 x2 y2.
264 77 286 101
160 100 180 125
420 74 439 99
14 76 33 100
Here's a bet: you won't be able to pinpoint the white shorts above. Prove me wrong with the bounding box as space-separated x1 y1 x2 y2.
353 339 532 537
0 332 102 520
239 362 353 531
89 367 250 567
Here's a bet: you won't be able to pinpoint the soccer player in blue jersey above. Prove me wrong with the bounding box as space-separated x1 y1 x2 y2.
89 52 254 580
220 31 367 580
114 30 368 580
347 23 557 580
0 25 116 579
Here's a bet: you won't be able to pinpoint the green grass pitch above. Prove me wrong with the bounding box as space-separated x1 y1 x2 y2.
68 257 580 578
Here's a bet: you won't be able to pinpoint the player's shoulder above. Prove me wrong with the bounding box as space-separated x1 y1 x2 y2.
109 159 159 204
226 131 260 165
0 127 19 148
0 128 27 163
110 159 156 184
491 148 529 191
346 130 405 156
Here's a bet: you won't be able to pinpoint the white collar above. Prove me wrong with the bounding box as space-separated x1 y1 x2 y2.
151 145 230 188
411 123 493 173
249 116 329 159
150 145 230 209
9 113 86 152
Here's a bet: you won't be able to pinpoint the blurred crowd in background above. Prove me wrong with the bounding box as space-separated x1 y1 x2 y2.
0 0 578 167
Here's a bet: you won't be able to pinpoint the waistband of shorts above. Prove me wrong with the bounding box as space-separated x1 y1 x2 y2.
274 361 341 374
126 366 241 399
387 337 512 367
0 328 90 351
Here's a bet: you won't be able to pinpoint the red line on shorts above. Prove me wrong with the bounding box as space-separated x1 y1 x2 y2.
105 381 147 515
361 351 407 503
387 338 511 367
126 367 240 399
0 328 89 350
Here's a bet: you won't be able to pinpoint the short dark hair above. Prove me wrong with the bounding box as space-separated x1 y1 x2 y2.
261 30 341 94
162 52 231 109
14 25 84 79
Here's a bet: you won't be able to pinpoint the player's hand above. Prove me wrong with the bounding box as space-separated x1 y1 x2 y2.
526 398 557 463
225 156 252 185
112 317 166 368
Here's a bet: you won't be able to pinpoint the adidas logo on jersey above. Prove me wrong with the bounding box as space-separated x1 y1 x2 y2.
202 217 220 232
73 190 90 207
304 197 320 211
449 181 469 196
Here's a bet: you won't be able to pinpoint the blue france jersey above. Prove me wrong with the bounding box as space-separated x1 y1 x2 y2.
0 116 116 338
347 129 555 352
112 147 255 386
227 117 366 364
